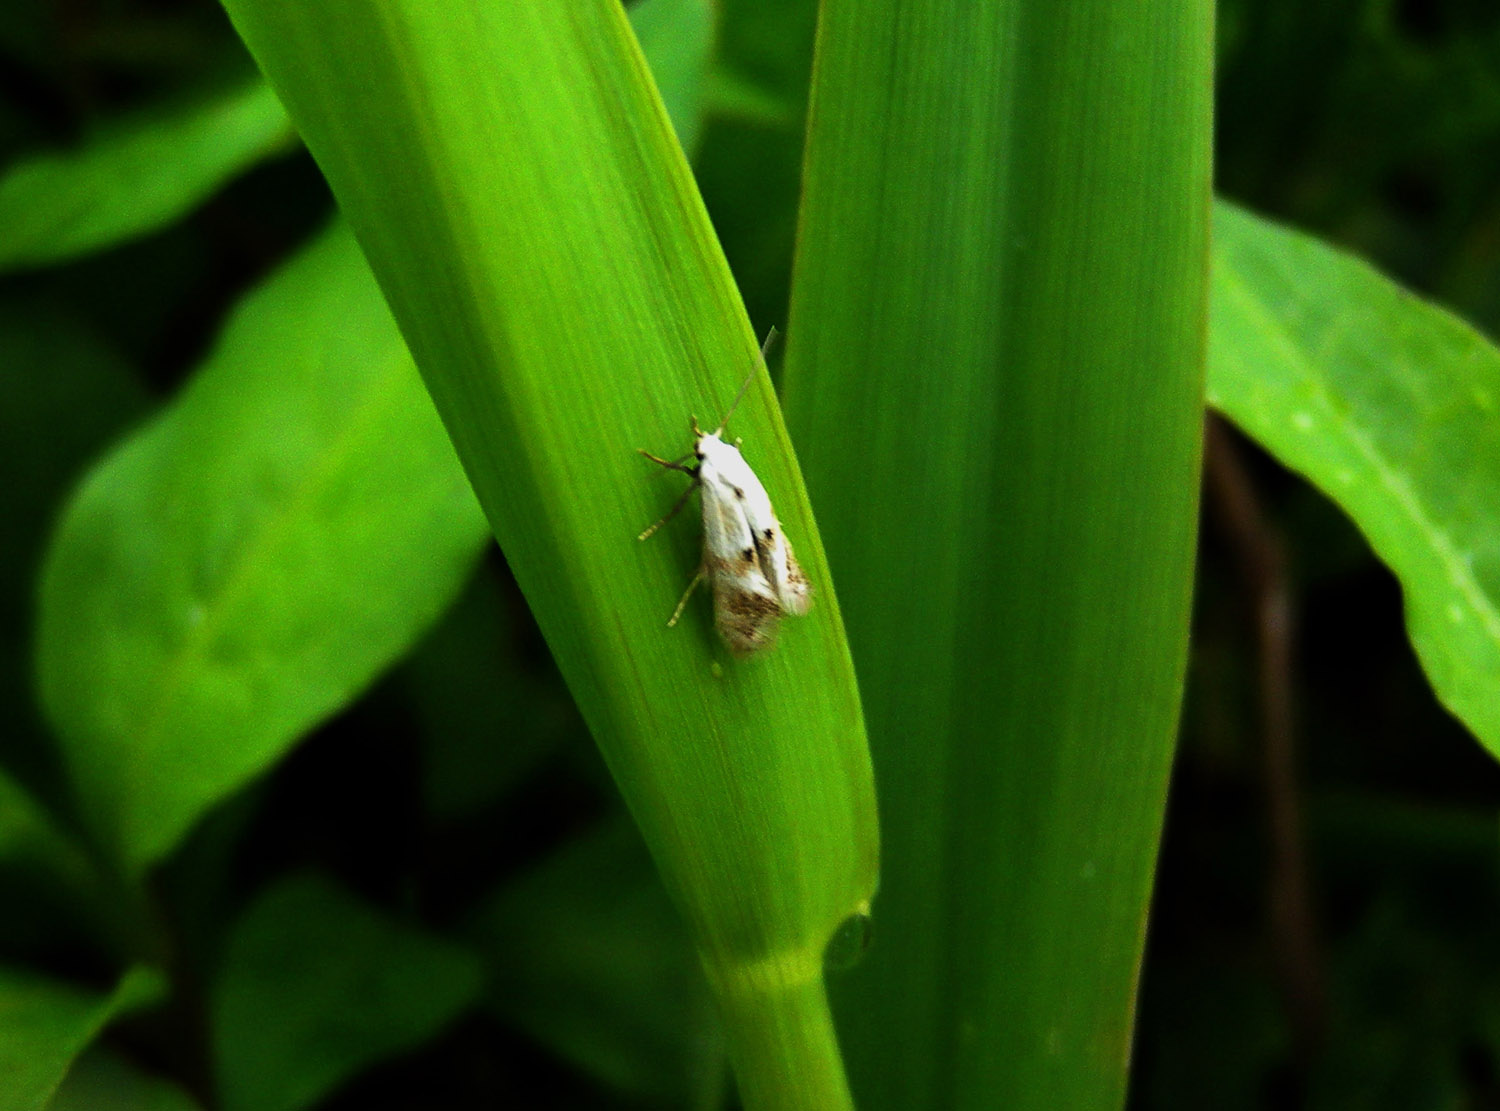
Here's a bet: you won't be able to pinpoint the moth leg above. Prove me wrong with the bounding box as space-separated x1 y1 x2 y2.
666 566 706 628
638 480 699 541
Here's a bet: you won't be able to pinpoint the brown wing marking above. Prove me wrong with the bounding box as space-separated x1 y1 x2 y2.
714 580 782 655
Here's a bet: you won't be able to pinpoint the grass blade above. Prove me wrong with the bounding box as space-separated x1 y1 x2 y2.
217 2 878 1106
784 1 1213 1106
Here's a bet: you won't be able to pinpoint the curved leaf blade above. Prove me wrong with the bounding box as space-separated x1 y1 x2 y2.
218 1 878 1106
36 222 489 871
1209 201 1500 753
0 79 295 274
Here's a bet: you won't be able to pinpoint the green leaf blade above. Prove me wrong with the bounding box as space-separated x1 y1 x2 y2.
784 2 1213 1108
1209 200 1500 753
218 2 877 1107
36 222 489 871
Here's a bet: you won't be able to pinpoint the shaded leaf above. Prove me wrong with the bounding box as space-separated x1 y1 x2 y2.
48 1047 200 1111
36 221 489 872
212 873 482 1111
0 78 295 273
468 818 726 1107
403 563 580 822
1208 201 1500 755
0 767 110 959
0 965 163 1111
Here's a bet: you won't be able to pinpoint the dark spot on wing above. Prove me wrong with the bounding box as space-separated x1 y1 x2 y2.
733 487 744 499
763 528 774 540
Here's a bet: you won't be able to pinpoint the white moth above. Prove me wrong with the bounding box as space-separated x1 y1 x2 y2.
638 329 811 655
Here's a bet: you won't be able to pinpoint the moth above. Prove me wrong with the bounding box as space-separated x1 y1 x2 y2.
638 329 811 655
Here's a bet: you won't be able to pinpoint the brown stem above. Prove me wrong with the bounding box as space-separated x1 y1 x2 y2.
1204 416 1326 1063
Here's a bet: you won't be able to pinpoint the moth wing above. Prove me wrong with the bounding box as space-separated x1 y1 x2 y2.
700 465 782 654
712 562 782 655
750 516 812 617
773 532 813 616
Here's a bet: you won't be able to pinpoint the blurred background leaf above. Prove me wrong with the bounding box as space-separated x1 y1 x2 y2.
36 220 488 872
400 563 583 825
464 817 726 1109
0 298 147 803
0 77 294 274
211 873 481 1111
1209 200 1500 754
630 0 715 156
48 1047 201 1111
0 965 162 1111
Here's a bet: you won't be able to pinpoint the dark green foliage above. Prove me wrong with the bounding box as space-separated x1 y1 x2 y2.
1 0 1498 1107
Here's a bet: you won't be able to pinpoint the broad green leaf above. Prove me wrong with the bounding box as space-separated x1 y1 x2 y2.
36 221 489 872
1209 201 1500 755
219 2 877 1108
783 1 1211 1108
0 965 163 1111
48 1047 200 1111
468 818 726 1107
0 78 295 273
212 873 482 1111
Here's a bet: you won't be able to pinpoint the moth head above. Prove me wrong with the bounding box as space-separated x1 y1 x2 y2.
693 429 725 462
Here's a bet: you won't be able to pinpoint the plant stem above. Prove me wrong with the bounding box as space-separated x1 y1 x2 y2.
706 952 853 1111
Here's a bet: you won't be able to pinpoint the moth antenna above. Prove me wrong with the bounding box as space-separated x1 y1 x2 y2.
715 325 781 436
